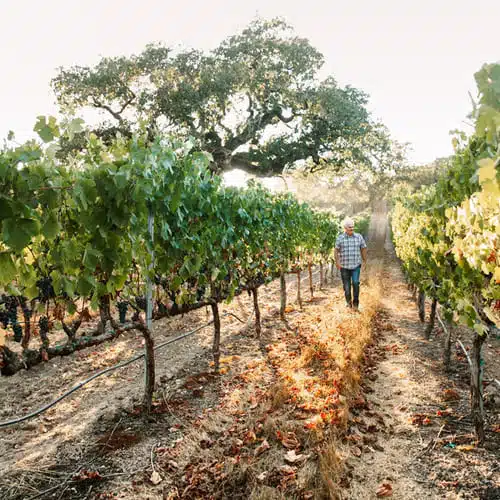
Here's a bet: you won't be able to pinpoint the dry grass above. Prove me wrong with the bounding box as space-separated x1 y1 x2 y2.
155 264 384 499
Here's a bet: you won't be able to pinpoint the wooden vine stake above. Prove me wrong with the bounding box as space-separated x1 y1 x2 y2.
252 287 261 338
279 270 287 321
319 262 324 290
211 302 221 372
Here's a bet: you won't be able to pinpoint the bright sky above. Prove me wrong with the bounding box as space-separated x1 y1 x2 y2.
1 0 498 164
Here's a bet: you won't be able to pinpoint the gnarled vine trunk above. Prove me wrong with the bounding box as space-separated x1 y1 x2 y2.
425 299 437 339
471 333 486 443
280 271 287 321
252 287 261 338
418 290 426 322
211 302 221 373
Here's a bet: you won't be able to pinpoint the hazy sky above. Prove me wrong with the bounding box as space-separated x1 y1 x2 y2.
1 0 498 164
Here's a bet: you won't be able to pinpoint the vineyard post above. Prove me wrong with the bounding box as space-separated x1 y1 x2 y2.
280 270 287 320
319 262 323 290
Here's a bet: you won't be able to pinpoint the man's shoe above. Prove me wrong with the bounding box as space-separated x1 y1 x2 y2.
346 302 352 308
353 305 360 312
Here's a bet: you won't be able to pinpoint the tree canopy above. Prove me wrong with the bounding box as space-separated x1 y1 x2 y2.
52 18 391 175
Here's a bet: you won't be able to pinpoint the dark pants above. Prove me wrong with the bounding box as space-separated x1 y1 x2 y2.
340 265 361 306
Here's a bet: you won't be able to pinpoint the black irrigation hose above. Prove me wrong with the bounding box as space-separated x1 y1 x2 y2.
0 320 215 429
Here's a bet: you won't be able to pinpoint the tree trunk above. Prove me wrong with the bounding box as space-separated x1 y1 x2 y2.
252 288 261 338
425 299 437 339
308 263 314 299
211 302 221 372
470 333 486 443
411 285 417 301
280 271 287 321
319 263 324 290
443 321 453 372
296 270 302 309
330 261 335 285
418 291 426 322
140 325 155 415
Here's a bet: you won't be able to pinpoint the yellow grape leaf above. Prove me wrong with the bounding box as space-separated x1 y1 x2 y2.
494 267 500 284
478 158 497 184
481 179 500 197
483 306 500 327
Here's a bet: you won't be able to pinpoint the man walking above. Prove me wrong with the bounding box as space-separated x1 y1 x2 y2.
335 218 367 311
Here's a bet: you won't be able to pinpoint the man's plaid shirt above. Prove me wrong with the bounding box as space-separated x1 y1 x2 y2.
335 232 366 269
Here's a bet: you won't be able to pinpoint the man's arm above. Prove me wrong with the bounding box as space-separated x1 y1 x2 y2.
361 247 367 265
335 247 341 269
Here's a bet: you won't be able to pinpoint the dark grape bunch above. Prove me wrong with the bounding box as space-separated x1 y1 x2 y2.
36 277 55 302
157 301 168 316
117 301 128 324
0 296 23 342
13 324 23 343
134 296 147 311
39 316 50 347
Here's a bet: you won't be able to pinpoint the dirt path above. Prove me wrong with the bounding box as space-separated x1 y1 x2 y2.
346 204 500 500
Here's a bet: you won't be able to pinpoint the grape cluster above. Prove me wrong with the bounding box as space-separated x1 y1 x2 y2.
134 296 147 311
117 301 128 324
196 286 206 302
39 316 50 346
0 296 23 342
13 324 23 343
36 277 55 302
157 302 168 315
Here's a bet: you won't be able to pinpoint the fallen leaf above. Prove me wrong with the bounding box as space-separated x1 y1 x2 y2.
456 444 475 451
256 471 268 481
376 482 393 497
279 465 296 475
281 431 300 450
150 470 162 485
443 389 460 401
254 439 270 456
284 449 309 463
351 446 362 457
244 430 257 444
